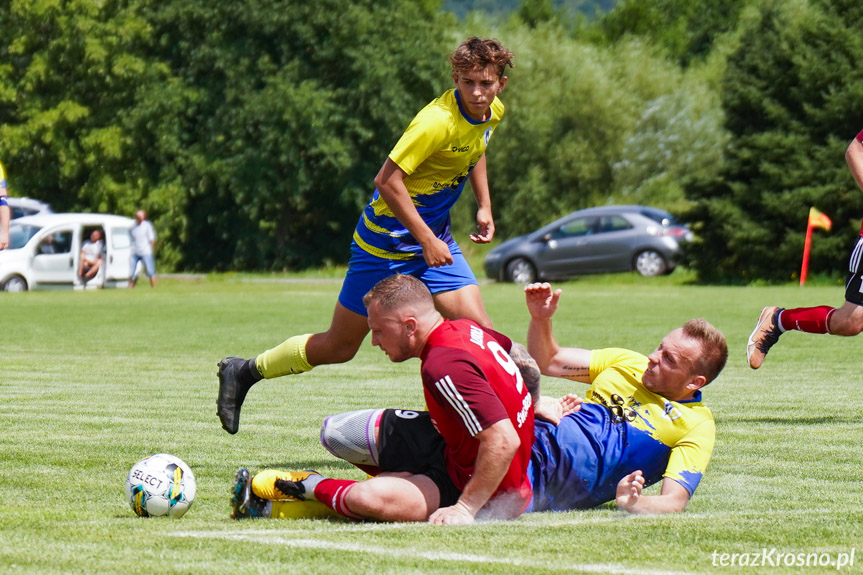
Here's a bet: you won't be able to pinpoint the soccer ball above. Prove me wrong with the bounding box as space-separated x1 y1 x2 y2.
125 453 197 518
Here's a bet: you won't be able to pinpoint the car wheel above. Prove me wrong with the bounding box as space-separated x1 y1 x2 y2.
634 250 667 277
3 275 28 292
505 257 537 284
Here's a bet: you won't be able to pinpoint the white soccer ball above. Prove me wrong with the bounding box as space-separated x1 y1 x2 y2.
125 453 197 518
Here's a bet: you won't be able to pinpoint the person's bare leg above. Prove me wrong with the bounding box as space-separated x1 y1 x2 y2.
343 474 440 521
432 284 492 328
827 301 863 336
218 303 370 434
303 303 371 367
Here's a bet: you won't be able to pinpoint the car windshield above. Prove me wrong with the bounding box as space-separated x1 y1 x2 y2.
9 224 42 250
640 208 680 227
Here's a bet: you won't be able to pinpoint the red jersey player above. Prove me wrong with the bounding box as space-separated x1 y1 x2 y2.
231 274 537 525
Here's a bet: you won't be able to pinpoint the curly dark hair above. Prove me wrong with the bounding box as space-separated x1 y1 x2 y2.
450 37 514 78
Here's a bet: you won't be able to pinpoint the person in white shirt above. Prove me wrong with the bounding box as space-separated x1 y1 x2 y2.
130 210 157 288
78 229 105 286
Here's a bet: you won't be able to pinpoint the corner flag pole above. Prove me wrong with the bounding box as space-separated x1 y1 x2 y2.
800 207 832 286
800 225 814 286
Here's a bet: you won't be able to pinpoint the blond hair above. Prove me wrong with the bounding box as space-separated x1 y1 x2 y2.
362 274 433 313
682 319 728 385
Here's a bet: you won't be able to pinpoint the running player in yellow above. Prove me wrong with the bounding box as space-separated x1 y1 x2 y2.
217 38 515 434
0 161 10 250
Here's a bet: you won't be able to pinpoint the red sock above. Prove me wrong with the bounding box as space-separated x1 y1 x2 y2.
779 306 836 334
313 479 363 519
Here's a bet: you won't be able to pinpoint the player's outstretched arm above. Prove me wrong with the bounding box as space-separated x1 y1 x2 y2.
615 473 690 514
468 154 494 243
374 158 453 268
524 283 591 382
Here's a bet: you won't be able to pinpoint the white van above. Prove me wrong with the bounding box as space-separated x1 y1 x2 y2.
1 213 135 291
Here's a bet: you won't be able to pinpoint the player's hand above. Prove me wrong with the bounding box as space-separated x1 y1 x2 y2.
470 208 495 244
559 393 583 418
0 230 8 250
615 470 645 511
534 396 564 425
534 393 583 425
428 501 475 525
421 237 454 268
524 282 562 320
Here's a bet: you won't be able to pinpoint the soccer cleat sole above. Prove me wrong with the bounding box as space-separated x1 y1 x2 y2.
230 468 252 519
217 358 245 435
746 306 781 370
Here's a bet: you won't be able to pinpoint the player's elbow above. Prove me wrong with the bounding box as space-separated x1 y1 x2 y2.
540 353 573 378
846 139 863 167
373 172 385 192
658 490 691 514
664 496 689 514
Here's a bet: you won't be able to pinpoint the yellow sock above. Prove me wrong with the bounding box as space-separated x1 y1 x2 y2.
255 334 313 378
270 499 340 520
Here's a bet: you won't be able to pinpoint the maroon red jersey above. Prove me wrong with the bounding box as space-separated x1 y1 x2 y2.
419 319 534 517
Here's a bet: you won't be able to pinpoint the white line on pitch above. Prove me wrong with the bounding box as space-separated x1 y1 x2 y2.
173 531 698 575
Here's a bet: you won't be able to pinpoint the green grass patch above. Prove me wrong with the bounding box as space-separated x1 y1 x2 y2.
2 275 861 573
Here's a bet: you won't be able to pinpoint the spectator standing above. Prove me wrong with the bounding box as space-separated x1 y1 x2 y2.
130 210 157 288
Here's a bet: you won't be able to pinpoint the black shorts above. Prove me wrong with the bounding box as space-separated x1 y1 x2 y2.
844 237 863 305
377 409 461 507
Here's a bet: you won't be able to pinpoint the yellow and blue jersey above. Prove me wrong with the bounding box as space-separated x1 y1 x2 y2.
0 161 7 196
352 89 503 260
529 348 715 511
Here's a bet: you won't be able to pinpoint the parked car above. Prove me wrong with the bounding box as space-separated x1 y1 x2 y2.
484 205 692 283
8 197 54 219
1 213 135 291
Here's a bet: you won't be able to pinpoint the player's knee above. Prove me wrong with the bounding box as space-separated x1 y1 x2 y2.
838 321 863 336
829 311 863 336
320 409 383 466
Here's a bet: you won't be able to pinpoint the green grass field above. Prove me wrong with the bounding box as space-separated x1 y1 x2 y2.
3 274 862 574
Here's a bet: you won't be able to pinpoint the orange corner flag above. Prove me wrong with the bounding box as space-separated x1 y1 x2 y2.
808 207 832 231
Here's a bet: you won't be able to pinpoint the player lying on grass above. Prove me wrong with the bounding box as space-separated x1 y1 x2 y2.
231 274 537 525
217 37 515 435
231 283 727 519
748 129 863 369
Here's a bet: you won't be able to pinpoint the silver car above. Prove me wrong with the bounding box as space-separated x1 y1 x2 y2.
484 205 691 283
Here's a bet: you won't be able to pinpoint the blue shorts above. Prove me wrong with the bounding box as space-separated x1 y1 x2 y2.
338 242 478 316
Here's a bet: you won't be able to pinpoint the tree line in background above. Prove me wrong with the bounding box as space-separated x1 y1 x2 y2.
1 0 861 281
